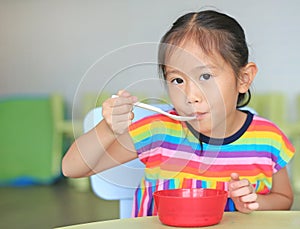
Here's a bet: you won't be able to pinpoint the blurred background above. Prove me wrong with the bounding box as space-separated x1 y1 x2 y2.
1 0 300 228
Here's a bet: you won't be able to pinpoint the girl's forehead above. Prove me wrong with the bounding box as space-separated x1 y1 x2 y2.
164 42 225 72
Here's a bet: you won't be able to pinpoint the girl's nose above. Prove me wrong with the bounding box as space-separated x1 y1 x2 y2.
185 81 203 104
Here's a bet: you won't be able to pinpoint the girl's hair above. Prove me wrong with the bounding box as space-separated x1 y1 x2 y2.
158 10 251 108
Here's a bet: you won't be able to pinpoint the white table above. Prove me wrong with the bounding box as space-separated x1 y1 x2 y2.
56 211 300 229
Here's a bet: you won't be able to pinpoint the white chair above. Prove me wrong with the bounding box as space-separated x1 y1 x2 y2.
83 104 172 218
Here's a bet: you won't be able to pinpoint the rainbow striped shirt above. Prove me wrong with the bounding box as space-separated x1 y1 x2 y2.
128 110 295 217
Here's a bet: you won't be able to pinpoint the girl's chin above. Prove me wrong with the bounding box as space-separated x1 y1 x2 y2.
187 120 213 134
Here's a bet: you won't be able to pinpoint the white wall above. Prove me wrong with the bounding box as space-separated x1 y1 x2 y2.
1 0 300 119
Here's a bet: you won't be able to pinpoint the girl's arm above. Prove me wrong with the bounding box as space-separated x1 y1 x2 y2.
62 120 137 178
256 167 293 210
62 91 138 178
229 167 293 213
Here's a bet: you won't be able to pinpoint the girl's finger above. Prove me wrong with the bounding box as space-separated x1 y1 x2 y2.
111 104 133 115
117 90 137 102
230 172 240 181
117 90 131 97
245 202 259 210
230 178 250 190
230 185 253 197
240 193 257 203
113 93 137 106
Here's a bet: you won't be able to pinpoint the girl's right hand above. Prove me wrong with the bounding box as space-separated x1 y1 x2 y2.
102 90 138 136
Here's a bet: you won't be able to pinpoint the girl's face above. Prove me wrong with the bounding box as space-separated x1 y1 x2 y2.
164 41 249 138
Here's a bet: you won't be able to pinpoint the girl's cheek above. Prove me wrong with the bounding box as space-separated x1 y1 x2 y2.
168 87 186 100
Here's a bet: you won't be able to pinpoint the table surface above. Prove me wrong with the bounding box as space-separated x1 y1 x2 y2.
56 211 300 229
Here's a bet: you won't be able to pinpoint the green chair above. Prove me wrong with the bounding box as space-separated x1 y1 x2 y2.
0 94 65 186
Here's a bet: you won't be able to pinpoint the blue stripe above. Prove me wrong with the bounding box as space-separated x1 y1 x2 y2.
135 133 281 155
169 179 175 189
227 198 236 212
136 186 142 211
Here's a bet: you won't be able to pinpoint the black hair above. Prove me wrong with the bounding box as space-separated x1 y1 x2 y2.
158 10 251 108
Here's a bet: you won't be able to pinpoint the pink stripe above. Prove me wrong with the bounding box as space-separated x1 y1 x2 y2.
141 189 149 217
192 179 197 188
141 148 273 166
157 179 164 191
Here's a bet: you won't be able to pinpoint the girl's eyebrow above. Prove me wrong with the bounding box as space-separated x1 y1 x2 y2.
165 65 217 76
192 64 217 71
165 69 183 76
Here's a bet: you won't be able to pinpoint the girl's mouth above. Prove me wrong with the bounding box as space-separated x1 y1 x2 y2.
192 112 208 120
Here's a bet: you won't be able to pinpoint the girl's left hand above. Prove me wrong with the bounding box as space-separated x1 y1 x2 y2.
229 173 259 213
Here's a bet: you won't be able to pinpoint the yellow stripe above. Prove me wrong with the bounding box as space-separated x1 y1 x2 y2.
244 131 281 141
131 121 198 143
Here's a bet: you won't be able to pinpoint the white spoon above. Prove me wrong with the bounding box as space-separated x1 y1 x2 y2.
112 95 196 121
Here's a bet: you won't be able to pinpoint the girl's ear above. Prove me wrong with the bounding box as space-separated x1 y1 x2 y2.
238 62 258 93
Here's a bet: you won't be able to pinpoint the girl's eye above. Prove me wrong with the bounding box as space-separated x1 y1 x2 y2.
200 73 212 81
171 78 184 84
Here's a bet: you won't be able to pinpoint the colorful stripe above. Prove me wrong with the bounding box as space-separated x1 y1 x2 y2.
129 111 295 217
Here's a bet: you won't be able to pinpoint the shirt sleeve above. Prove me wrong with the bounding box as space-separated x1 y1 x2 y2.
271 125 295 173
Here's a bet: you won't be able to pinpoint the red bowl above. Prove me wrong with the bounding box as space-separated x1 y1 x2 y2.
153 188 228 227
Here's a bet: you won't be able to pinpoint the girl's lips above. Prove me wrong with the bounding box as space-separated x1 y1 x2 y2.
192 112 208 120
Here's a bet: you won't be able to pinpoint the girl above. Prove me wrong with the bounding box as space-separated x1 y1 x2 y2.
62 10 294 216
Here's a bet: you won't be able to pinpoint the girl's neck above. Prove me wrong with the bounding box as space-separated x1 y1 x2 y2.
186 110 251 144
